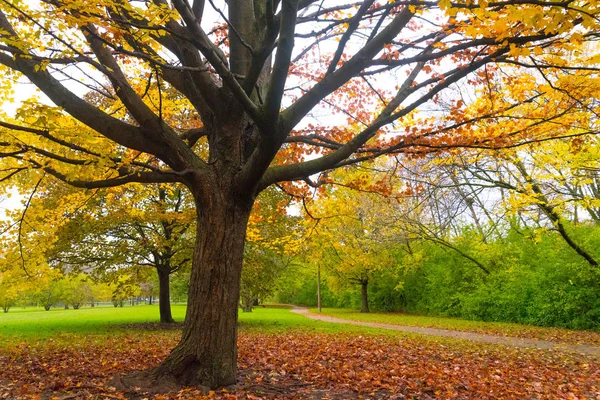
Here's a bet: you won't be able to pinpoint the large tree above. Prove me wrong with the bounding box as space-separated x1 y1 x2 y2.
0 0 599 389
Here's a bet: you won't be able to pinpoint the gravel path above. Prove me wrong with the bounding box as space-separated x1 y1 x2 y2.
291 307 600 358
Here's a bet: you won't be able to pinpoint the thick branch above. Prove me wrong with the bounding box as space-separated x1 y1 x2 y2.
263 0 299 124
42 167 184 189
171 0 263 124
281 6 414 133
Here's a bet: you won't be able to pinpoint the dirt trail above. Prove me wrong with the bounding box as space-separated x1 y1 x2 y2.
291 307 600 358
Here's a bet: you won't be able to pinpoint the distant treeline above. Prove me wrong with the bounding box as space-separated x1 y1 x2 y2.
277 223 600 330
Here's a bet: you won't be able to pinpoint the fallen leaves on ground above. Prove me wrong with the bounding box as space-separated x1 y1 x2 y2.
0 329 597 399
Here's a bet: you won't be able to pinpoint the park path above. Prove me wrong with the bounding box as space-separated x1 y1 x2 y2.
291 307 600 358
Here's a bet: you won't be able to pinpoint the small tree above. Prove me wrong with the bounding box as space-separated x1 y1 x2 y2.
59 274 91 309
110 274 141 308
240 189 301 312
0 285 16 313
47 185 194 323
90 281 113 307
0 270 24 313
36 277 62 311
170 270 191 304
303 168 399 313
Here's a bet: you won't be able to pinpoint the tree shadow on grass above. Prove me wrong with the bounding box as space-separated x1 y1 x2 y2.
114 321 184 332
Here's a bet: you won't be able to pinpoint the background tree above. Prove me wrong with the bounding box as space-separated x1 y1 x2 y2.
278 131 600 325
110 273 142 307
0 270 22 313
88 281 113 307
240 188 301 312
49 184 195 322
303 168 397 313
169 270 191 304
59 274 93 309
0 0 599 389
35 274 63 311
381 158 496 275
436 136 600 267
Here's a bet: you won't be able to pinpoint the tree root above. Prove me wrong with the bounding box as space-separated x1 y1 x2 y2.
107 368 211 397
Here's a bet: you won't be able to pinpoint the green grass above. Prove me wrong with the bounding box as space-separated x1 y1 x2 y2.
0 305 386 343
0 304 188 339
313 308 600 345
313 307 535 331
3 304 598 348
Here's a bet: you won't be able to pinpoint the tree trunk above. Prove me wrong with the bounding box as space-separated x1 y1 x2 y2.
240 292 254 312
157 267 175 323
149 187 252 388
360 281 370 313
317 265 322 313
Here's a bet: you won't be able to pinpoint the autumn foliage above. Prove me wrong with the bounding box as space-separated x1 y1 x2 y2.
0 327 598 399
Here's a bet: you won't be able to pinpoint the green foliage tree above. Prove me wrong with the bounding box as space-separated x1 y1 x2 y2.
279 136 600 328
89 281 113 307
59 274 92 309
36 276 63 311
110 274 142 308
48 184 195 322
240 189 301 312
0 272 19 313
169 270 191 304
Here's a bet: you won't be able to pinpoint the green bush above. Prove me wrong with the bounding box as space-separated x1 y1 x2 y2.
277 224 600 330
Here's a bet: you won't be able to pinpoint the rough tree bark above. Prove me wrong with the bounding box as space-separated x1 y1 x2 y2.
157 267 175 323
149 169 253 388
360 280 370 314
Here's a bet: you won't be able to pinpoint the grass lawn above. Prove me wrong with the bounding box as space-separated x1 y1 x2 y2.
0 304 187 339
0 304 388 342
238 305 391 335
3 304 600 346
2 304 599 345
312 307 600 346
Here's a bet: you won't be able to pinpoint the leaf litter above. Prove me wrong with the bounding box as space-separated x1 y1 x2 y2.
0 330 597 399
